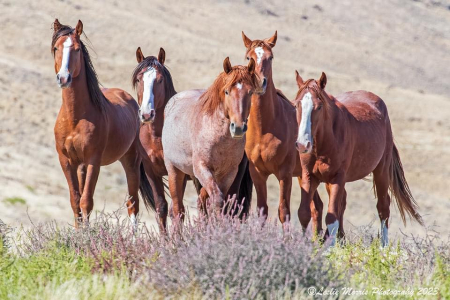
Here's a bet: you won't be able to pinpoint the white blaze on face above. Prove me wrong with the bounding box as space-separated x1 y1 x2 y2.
236 82 243 90
58 36 72 77
141 67 157 118
255 47 264 65
297 92 314 151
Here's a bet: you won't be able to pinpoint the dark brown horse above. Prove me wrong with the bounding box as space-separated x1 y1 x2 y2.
241 31 324 230
132 49 253 229
52 19 154 228
293 72 423 246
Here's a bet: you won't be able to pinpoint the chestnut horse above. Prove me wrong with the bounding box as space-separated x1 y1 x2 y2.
293 72 423 246
52 20 154 228
241 31 325 230
162 58 258 222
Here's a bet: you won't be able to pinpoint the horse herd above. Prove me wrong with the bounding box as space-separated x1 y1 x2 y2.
51 19 423 247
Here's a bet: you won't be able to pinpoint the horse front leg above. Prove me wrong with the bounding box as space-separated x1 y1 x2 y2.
193 161 223 214
298 172 320 233
249 163 268 217
58 155 82 227
278 174 292 227
325 173 346 247
80 162 101 224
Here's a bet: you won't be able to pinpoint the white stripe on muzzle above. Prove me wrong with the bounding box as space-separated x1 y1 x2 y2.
58 37 72 78
297 92 314 150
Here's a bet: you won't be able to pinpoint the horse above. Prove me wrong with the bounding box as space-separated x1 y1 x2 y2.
51 19 154 228
241 31 326 231
162 57 259 222
293 71 423 246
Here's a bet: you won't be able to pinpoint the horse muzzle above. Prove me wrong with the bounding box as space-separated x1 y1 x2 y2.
255 77 267 95
140 109 156 123
230 122 247 139
296 141 312 154
56 73 72 88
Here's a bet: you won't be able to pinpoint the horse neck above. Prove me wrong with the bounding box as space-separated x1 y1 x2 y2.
314 94 341 150
249 73 278 124
60 62 97 125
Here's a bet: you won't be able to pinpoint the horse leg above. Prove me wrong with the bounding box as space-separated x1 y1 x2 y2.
249 163 268 217
300 177 323 236
119 147 141 232
278 173 292 227
338 189 347 240
298 175 320 232
166 164 187 224
373 165 391 247
226 153 248 200
77 164 86 195
59 155 82 227
324 174 345 247
142 158 168 231
79 162 101 224
193 163 224 213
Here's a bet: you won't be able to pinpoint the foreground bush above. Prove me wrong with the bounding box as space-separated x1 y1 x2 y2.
0 210 449 299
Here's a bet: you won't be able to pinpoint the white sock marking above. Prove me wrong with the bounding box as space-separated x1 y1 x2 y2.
381 219 389 247
142 67 157 116
296 92 313 148
327 220 339 247
255 47 264 65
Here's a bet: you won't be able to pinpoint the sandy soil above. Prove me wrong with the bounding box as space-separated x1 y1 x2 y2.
1 0 449 237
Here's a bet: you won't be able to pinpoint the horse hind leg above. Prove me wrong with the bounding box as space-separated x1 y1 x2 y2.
373 165 391 247
166 164 187 226
119 149 142 232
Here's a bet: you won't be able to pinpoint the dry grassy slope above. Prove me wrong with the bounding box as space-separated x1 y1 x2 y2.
0 0 449 236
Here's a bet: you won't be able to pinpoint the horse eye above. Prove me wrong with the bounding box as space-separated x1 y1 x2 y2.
269 56 273 61
54 47 57 52
225 90 229 95
317 105 322 110
246 57 249 61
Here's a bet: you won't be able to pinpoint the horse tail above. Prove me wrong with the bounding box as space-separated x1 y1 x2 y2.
389 144 423 225
139 163 156 212
191 176 203 195
237 153 253 218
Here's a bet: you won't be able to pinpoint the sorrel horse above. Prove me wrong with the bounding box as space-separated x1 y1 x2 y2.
293 72 423 246
241 31 325 229
162 57 259 222
52 19 154 228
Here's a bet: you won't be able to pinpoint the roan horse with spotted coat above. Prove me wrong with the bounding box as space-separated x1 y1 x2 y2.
162 57 260 222
293 72 423 246
52 19 154 228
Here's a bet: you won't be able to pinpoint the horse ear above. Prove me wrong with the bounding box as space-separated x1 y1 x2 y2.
158 47 166 65
223 57 232 74
53 19 62 32
248 58 255 75
75 20 83 36
136 47 145 63
318 72 327 89
295 70 304 88
242 31 252 48
264 31 277 48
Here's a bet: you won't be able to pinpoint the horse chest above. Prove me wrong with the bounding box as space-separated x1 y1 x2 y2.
247 134 285 167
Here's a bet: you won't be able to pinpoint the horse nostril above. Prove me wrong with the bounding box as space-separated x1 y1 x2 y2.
150 110 155 118
306 142 311 149
231 123 235 130
243 123 248 132
262 78 267 87
67 73 72 82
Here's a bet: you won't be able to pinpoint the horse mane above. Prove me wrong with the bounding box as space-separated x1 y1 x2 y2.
276 89 293 107
200 65 258 115
51 23 108 112
131 56 177 104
